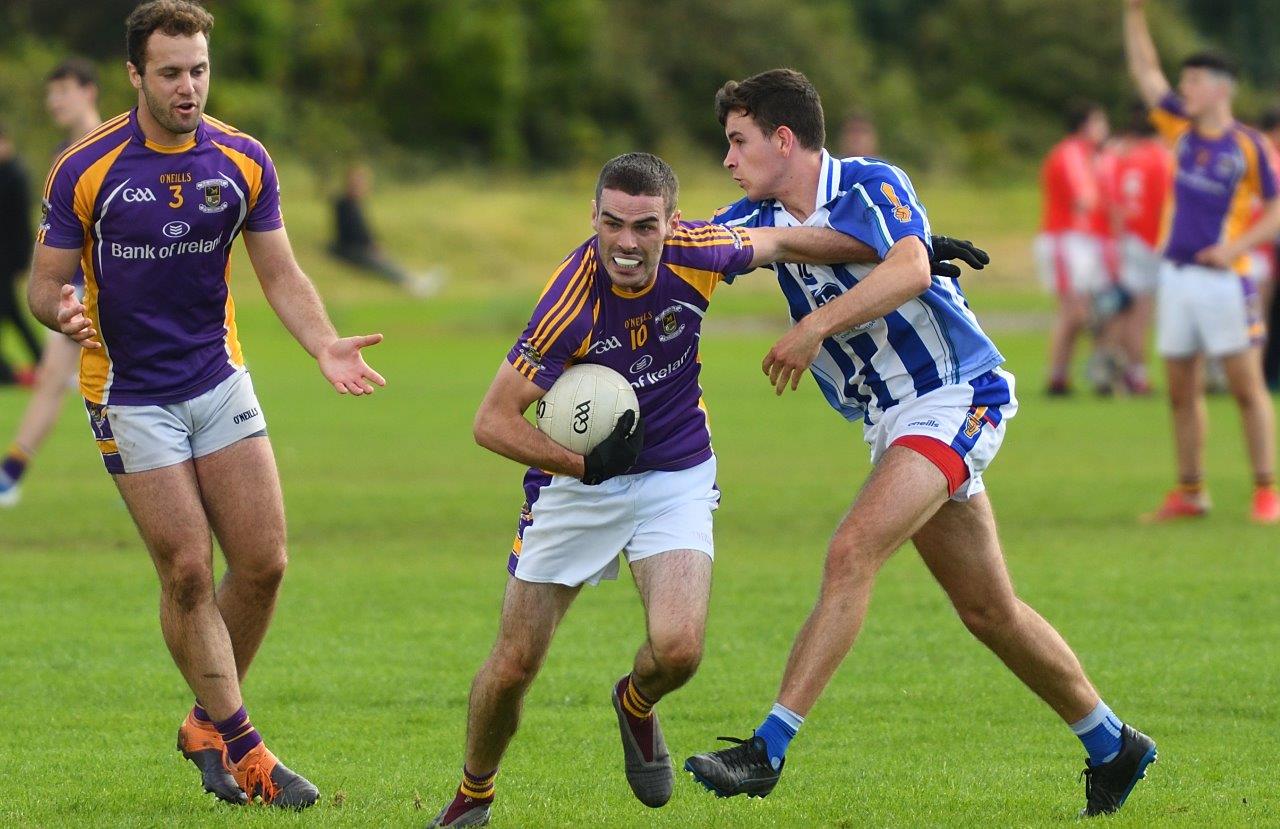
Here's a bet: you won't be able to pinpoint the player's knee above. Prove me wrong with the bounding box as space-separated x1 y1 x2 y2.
651 632 703 683
822 538 878 589
237 547 287 593
488 646 542 691
163 560 215 614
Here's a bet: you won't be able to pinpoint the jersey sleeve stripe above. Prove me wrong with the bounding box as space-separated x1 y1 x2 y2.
42 114 131 201
850 182 895 250
527 251 592 348
536 283 592 357
212 141 265 213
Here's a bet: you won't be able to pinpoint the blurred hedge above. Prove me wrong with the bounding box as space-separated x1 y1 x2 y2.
0 0 1272 179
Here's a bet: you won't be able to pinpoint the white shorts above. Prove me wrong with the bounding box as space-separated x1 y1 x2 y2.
1035 232 1108 297
509 456 719 587
1119 234 1161 296
864 369 1018 502
1155 262 1261 358
84 370 267 474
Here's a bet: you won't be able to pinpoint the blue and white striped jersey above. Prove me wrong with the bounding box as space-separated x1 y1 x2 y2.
714 150 1004 424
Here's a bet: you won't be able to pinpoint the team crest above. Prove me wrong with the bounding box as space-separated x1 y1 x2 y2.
196 178 231 213
963 406 988 438
657 305 685 342
880 182 913 223
518 341 544 368
86 402 113 441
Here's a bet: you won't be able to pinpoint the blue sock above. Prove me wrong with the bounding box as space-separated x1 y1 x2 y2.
754 703 804 770
1070 701 1123 766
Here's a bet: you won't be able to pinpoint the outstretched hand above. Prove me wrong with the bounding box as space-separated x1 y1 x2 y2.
318 333 386 395
56 284 100 349
929 235 990 279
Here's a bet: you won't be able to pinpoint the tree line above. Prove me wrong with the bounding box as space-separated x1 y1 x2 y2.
1 0 1273 176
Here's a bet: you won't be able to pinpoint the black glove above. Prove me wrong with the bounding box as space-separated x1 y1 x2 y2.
929 235 990 279
581 410 643 485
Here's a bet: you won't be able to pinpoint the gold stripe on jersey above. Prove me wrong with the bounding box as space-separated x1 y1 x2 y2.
72 139 131 228
42 114 130 201
528 255 589 346
202 114 246 136
212 141 265 214
667 263 722 301
75 139 133 402
221 261 245 368
528 249 593 350
538 274 592 356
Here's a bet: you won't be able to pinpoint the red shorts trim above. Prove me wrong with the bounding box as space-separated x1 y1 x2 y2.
892 435 969 496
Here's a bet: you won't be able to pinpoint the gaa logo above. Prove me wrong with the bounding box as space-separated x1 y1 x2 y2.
162 221 191 238
122 187 157 203
572 401 591 434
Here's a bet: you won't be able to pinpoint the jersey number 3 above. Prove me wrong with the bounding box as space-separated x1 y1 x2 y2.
168 185 184 209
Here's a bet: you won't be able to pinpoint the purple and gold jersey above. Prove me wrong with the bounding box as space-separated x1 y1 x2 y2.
38 108 283 405
506 221 755 474
1151 93 1279 272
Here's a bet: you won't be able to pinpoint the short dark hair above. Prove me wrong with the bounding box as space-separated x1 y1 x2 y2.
1065 99 1104 134
1259 107 1280 133
595 153 679 215
715 68 825 152
46 57 98 88
126 0 214 73
1181 51 1239 80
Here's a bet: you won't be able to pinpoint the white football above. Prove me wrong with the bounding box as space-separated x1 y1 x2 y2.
535 363 639 455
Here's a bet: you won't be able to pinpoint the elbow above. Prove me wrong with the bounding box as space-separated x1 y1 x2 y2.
906 243 932 295
473 405 498 451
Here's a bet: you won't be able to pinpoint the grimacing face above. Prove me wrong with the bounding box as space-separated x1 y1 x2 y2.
129 31 210 138
45 78 97 129
722 109 788 203
591 188 679 291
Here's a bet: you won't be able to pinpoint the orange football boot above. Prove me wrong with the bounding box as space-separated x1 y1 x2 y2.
1251 487 1280 524
1141 488 1210 523
229 742 320 809
177 711 248 804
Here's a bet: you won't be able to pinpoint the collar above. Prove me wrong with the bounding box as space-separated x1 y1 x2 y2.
130 107 205 154
815 149 842 211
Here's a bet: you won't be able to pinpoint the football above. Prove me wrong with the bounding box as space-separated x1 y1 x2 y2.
535 363 639 455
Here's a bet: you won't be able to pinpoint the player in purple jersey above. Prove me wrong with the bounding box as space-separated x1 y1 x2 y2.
684 70 1154 819
425 152 918 827
1125 0 1280 524
0 59 102 507
26 1 384 809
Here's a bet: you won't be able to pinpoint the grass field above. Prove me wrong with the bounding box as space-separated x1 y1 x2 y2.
1 171 1278 827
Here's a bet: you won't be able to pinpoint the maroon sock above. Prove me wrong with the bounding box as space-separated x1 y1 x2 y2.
615 675 657 762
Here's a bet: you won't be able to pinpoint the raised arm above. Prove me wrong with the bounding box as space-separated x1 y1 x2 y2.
243 227 385 395
762 236 932 394
27 244 99 348
1123 0 1171 108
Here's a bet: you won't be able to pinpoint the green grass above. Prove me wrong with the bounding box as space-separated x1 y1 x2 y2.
1 171 1277 827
